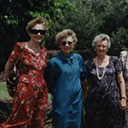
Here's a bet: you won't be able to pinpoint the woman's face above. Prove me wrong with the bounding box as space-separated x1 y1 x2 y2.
95 40 108 56
29 24 46 43
59 36 75 56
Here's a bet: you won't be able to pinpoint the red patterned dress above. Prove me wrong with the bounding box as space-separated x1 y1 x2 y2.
0 42 48 128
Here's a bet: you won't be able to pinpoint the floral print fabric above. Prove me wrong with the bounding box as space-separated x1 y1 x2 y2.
0 42 48 128
84 56 124 128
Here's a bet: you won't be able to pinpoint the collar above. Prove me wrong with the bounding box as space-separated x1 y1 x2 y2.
58 51 75 61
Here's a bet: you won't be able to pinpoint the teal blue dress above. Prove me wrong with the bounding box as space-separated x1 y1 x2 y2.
45 52 86 128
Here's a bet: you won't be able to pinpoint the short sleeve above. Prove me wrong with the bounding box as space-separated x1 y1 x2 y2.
9 42 23 62
76 54 87 80
44 59 60 87
113 56 123 76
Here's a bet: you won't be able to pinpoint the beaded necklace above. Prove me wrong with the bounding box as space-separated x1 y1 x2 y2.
95 57 107 80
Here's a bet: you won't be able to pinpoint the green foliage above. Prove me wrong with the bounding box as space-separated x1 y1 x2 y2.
0 0 72 71
111 27 128 55
56 0 128 58
1 0 128 70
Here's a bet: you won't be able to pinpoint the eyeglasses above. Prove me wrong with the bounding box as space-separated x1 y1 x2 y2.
61 41 73 46
30 29 46 35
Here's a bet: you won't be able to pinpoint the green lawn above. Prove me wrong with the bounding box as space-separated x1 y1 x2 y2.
0 82 12 100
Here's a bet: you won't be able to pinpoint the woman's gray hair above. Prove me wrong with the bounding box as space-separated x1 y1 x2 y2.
92 34 111 49
56 29 77 45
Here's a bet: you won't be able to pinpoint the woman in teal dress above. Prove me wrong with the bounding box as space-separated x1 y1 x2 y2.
45 29 86 128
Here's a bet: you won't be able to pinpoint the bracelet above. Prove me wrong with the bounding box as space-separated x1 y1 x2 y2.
121 97 127 100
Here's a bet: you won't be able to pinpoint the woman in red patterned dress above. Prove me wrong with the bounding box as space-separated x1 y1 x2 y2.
0 17 48 128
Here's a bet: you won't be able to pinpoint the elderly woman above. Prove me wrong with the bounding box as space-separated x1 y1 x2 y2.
84 34 126 128
45 29 86 128
0 17 48 128
120 49 128 128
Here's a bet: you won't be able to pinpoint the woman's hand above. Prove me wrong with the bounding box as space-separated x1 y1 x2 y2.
117 72 127 110
120 97 127 110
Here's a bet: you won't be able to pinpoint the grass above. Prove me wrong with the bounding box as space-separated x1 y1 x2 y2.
0 82 12 100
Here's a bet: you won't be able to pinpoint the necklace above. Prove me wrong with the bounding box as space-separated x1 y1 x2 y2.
95 57 106 80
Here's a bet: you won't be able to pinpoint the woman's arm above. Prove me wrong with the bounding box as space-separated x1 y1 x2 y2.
117 72 127 110
81 79 91 101
81 80 87 100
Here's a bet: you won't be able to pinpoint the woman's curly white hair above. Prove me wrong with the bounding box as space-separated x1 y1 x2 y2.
92 34 111 49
